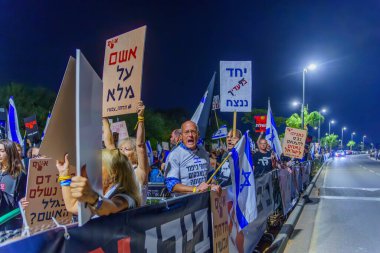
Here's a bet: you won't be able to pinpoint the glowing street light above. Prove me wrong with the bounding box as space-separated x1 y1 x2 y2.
329 120 335 135
301 63 317 129
341 126 347 149
318 108 327 143
351 132 356 141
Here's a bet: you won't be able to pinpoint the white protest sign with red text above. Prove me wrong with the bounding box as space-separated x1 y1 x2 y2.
25 158 74 234
282 127 307 159
103 26 147 117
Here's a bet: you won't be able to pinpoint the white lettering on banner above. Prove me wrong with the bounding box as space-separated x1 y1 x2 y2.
144 208 210 253
161 219 183 253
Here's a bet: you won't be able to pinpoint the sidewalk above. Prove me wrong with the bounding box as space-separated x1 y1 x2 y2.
283 161 328 253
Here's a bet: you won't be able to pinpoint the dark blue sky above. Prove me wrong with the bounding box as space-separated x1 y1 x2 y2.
1 1 379 144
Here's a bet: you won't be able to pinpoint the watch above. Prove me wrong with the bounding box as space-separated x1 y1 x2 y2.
90 194 104 210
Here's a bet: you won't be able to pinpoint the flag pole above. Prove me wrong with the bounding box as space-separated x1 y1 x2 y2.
213 109 220 129
233 111 237 137
206 152 231 184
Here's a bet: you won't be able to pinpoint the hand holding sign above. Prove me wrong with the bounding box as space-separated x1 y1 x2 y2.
70 165 98 205
137 100 145 117
56 154 70 176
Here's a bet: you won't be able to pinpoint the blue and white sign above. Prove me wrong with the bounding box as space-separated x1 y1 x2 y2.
220 61 252 112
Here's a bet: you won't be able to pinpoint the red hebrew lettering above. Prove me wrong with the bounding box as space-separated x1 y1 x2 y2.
36 176 44 185
89 249 105 253
30 189 36 198
117 237 131 253
109 52 117 65
119 50 128 63
128 46 137 60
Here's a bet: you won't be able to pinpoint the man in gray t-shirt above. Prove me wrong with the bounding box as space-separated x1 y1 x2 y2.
165 121 220 194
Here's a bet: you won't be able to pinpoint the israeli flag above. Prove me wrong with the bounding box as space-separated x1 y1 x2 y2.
212 125 228 140
157 142 163 159
7 96 23 146
190 73 216 139
229 131 257 231
265 100 282 159
41 112 51 140
146 140 154 166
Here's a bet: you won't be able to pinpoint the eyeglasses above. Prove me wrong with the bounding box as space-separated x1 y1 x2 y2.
182 130 198 136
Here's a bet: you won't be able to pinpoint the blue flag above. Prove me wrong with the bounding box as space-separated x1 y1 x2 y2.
7 96 23 146
211 125 227 140
41 112 51 140
265 100 282 159
230 131 257 231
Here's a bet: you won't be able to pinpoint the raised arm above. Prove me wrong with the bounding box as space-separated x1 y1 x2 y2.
103 118 116 150
134 101 150 185
56 154 78 215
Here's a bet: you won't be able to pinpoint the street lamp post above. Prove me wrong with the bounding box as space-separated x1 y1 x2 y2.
351 132 356 141
301 64 317 129
341 127 346 149
363 135 367 151
318 108 326 143
329 120 335 135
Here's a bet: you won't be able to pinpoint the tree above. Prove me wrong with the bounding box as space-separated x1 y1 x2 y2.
285 107 324 130
0 82 56 134
347 140 356 150
321 134 339 151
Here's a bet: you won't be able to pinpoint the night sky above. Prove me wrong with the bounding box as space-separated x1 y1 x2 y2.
1 1 379 144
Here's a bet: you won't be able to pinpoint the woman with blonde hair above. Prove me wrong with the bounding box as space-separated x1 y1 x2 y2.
56 149 141 216
103 101 149 204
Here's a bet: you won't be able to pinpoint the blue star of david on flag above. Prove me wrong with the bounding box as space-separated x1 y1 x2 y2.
230 131 258 231
239 171 251 192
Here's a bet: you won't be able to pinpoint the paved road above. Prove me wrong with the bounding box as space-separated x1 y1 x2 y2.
286 155 380 253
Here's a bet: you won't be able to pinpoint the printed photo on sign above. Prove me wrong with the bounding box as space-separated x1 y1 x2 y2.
219 61 252 112
102 26 147 117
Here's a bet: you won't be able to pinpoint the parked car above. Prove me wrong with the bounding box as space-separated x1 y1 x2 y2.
335 150 346 157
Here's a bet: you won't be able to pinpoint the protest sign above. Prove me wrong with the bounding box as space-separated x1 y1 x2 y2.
211 189 229 253
25 158 73 234
162 141 169 151
110 120 129 140
40 57 77 166
282 127 307 159
219 61 252 112
212 95 220 110
76 50 103 226
102 26 147 117
254 115 267 133
24 114 39 141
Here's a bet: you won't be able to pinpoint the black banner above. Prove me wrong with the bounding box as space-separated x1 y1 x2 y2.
24 115 39 142
3 192 212 253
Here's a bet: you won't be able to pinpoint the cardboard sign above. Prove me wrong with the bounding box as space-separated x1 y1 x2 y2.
24 115 39 141
219 61 252 112
282 127 307 159
102 26 147 117
210 189 229 253
110 121 129 140
162 141 169 151
212 95 220 110
76 50 103 226
254 115 267 133
40 57 77 167
25 158 73 234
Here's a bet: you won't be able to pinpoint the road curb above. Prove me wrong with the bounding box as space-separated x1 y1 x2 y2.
265 159 331 253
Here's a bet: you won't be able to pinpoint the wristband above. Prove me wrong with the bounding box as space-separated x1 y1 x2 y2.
58 175 71 182
192 187 197 193
60 179 71 186
134 116 145 130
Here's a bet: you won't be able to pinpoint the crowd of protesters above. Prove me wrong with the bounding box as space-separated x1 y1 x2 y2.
0 100 323 244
